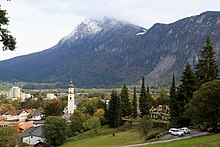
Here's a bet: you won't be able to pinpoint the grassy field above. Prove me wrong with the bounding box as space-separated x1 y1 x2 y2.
62 129 142 147
0 81 60 91
141 133 220 147
61 126 163 147
61 126 220 147
0 82 25 91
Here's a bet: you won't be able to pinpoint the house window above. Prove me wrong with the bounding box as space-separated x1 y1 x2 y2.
70 97 71 100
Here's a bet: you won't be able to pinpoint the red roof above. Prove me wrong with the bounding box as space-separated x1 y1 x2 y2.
19 121 34 130
23 108 36 113
0 109 7 115
5 110 24 116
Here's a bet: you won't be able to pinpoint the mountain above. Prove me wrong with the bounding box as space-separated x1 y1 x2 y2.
0 12 220 88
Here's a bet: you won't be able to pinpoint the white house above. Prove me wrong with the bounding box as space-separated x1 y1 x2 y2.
46 93 56 100
22 126 45 145
29 110 44 121
0 110 29 122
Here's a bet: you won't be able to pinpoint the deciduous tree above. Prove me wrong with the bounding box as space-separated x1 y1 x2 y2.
186 80 220 131
0 7 16 51
43 116 70 146
83 117 101 134
138 115 153 141
44 99 63 117
0 126 20 147
69 110 91 134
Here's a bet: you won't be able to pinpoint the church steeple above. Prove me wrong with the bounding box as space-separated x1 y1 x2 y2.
67 80 76 114
68 80 74 88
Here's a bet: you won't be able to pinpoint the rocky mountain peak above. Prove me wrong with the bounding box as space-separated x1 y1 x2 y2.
59 16 140 46
60 18 101 44
59 17 126 45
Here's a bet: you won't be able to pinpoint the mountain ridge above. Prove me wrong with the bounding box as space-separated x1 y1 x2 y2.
0 12 220 87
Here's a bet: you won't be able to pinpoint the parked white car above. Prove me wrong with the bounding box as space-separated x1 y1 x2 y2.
168 128 184 136
180 127 190 134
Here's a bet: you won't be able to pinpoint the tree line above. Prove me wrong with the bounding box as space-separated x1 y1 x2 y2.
170 37 220 129
108 77 153 128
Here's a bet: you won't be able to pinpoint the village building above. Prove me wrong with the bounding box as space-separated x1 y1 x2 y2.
28 110 44 121
46 93 56 100
63 81 77 116
9 86 21 99
0 109 29 122
18 121 34 134
21 126 45 145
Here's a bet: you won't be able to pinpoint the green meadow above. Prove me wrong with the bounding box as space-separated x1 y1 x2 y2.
61 126 220 147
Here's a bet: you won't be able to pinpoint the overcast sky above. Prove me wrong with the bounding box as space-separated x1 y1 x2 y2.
0 0 219 61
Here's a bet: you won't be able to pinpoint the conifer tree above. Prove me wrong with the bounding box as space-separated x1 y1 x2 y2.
139 77 149 117
132 86 138 118
108 90 122 128
170 74 176 100
116 92 123 127
174 64 196 127
146 84 152 109
169 74 178 126
120 84 131 117
195 37 219 87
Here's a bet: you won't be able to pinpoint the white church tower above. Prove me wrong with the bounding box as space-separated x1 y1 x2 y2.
67 80 76 114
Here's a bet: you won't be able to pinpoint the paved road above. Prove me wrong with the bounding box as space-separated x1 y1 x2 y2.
118 132 209 147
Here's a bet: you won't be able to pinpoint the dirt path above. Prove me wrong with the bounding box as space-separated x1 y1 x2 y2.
118 131 209 147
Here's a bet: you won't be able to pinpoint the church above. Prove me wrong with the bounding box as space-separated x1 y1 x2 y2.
63 81 76 115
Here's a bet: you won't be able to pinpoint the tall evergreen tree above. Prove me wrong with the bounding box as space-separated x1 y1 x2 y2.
108 90 122 128
132 86 138 118
139 77 149 117
195 37 219 87
116 92 123 127
170 74 176 100
173 64 196 127
146 85 152 109
120 84 131 117
169 74 178 126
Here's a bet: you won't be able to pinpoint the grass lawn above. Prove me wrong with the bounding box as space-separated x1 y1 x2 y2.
142 133 220 147
62 130 142 147
61 126 220 147
61 126 162 147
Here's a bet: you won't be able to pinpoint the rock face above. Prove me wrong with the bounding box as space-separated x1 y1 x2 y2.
0 11 220 87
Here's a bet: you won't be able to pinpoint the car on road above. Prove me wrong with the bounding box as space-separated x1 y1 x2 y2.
180 127 190 134
168 128 184 136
